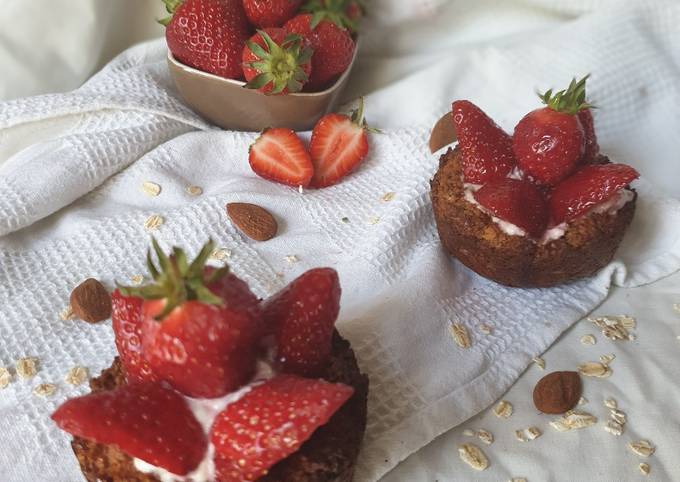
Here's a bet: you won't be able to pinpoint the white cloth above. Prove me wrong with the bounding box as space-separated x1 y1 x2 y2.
1 1 680 482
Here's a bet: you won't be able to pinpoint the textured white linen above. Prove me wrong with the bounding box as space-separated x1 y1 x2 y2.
1 1 680 481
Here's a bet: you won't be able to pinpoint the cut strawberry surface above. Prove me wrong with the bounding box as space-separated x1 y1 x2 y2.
474 178 549 238
111 290 157 383
309 98 370 188
262 268 340 376
451 100 516 184
249 128 314 187
52 382 207 476
549 163 639 223
211 374 354 481
119 239 260 398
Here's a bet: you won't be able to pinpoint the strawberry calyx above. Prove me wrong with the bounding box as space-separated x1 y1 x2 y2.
118 238 228 320
348 97 378 133
245 30 314 94
158 0 184 26
539 75 593 116
302 0 362 32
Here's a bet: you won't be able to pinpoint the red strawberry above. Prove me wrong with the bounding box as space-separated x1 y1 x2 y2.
549 163 639 224
119 240 260 398
211 374 354 481
301 0 363 32
163 0 251 80
578 108 600 161
111 290 157 383
474 178 549 238
309 98 370 188
513 76 592 186
242 28 313 94
249 128 314 187
243 0 302 28
451 100 516 184
52 382 206 475
262 268 340 376
284 14 354 91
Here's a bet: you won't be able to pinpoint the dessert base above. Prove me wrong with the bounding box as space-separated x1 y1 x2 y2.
71 332 368 482
430 147 636 288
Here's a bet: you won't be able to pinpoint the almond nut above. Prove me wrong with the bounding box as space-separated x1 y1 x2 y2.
70 278 111 323
533 371 582 414
429 112 457 153
226 203 278 242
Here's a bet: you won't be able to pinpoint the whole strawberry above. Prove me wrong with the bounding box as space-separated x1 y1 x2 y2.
452 100 516 184
513 76 592 186
243 0 303 28
119 239 260 398
164 0 251 80
578 108 600 161
242 28 313 94
302 0 364 32
284 13 354 91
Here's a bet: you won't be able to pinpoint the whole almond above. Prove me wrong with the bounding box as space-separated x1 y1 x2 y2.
429 111 457 153
227 203 278 242
70 278 111 323
533 371 582 414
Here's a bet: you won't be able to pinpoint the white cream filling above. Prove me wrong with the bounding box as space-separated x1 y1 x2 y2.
133 357 276 482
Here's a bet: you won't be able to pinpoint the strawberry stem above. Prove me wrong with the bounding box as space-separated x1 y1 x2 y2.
158 0 184 26
118 238 228 320
302 0 361 32
539 74 593 115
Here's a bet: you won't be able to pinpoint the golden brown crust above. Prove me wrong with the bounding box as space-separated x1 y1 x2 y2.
430 147 636 287
71 331 368 482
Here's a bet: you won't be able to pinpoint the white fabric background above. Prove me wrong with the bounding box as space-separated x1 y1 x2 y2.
1 0 679 481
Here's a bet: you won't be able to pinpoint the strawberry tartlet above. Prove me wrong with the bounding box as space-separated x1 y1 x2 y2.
431 77 639 287
51 240 368 482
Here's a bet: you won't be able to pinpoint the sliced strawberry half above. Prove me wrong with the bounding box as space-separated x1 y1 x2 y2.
211 374 354 481
52 382 206 476
549 163 639 223
249 128 314 187
451 100 516 184
309 98 370 188
111 290 157 383
262 267 340 376
473 178 549 238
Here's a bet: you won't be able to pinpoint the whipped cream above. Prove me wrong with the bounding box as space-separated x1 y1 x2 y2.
133 357 276 482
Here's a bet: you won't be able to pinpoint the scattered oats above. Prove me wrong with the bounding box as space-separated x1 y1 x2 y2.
493 400 513 419
284 255 299 264
604 420 624 436
59 305 75 321
578 396 588 405
0 367 11 389
628 333 637 341
550 411 597 431
610 409 627 425
449 323 471 349
210 248 232 261
476 429 494 445
16 357 38 379
186 185 203 196
578 361 612 378
532 356 545 370
629 440 655 457
130 275 144 285
298 185 304 194
478 324 493 335
341 217 350 223
639 463 650 476
580 334 596 345
515 429 529 442
33 383 56 397
381 192 396 202
457 443 489 471
599 353 616 365
509 479 527 482
588 315 635 341
144 214 164 231
141 181 161 197
673 303 680 314
367 216 380 225
462 429 475 437
527 427 542 440
604 398 617 409
65 366 89 386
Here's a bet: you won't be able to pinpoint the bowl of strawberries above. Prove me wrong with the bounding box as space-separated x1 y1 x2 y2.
162 0 363 131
